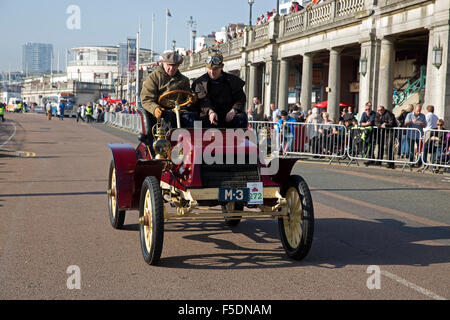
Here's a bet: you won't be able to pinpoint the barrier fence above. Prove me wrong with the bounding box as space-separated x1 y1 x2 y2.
102 115 449 173
248 121 450 173
104 112 142 134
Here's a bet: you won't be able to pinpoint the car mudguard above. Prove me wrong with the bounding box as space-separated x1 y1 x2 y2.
108 143 138 210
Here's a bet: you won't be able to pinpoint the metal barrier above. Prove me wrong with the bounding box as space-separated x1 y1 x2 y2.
346 126 423 168
420 129 450 173
104 112 142 134
248 121 281 155
280 122 348 161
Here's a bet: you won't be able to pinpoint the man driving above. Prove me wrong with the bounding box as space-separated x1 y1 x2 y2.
191 51 248 128
140 51 197 128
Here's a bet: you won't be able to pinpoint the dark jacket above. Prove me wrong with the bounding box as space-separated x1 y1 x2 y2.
191 71 246 119
375 109 396 128
140 66 191 115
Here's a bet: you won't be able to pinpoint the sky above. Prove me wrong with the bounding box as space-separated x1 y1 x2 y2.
0 0 278 72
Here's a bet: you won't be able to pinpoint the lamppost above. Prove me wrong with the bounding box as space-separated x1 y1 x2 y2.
248 0 254 27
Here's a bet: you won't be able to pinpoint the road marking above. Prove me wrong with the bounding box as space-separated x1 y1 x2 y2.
381 270 447 300
0 123 17 148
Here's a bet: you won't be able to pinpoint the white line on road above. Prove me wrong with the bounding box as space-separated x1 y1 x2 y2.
0 123 17 148
381 270 447 300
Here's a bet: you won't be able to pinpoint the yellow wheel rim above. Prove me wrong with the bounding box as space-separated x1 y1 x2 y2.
283 187 303 249
143 190 153 252
110 168 117 218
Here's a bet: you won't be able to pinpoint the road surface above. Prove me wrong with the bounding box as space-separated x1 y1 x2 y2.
0 113 448 300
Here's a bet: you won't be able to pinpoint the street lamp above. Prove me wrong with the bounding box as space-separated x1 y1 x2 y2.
359 54 367 77
248 0 255 27
432 44 443 69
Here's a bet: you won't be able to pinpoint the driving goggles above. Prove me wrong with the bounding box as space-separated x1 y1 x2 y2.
206 56 222 65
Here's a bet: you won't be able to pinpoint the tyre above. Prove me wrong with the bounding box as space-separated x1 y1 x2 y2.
222 203 243 227
108 160 126 229
139 176 164 266
278 175 314 261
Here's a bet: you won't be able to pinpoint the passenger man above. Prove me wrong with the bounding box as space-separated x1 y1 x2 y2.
191 51 247 128
141 51 196 128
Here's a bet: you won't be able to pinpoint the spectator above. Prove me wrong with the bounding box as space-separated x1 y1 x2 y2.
270 103 281 121
422 105 439 168
397 104 413 158
252 96 264 121
58 100 65 120
405 104 426 168
360 102 376 165
76 104 85 123
247 107 254 121
374 105 396 169
278 110 297 153
320 112 337 155
428 119 447 173
306 107 323 154
305 108 312 122
290 1 302 13
289 105 303 122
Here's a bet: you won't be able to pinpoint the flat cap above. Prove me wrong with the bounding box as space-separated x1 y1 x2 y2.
162 51 183 65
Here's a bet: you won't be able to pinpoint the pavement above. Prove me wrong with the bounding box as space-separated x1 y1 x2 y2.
0 112 448 300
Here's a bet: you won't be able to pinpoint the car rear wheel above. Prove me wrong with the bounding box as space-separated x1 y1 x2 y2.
278 175 314 260
139 176 164 266
108 160 126 229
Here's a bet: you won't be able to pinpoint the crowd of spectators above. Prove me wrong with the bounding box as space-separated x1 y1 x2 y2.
247 97 449 170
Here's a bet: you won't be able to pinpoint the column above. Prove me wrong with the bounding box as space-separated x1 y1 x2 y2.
300 53 313 112
377 37 394 111
247 63 258 111
278 59 289 111
264 59 278 117
327 48 341 122
424 25 450 124
358 38 379 118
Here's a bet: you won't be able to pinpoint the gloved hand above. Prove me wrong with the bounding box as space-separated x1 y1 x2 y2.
154 107 163 119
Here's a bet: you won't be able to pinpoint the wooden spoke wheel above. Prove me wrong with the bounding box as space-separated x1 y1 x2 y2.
278 175 314 260
108 160 126 229
139 176 164 266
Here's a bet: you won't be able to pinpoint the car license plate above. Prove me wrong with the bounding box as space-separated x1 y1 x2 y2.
247 182 263 205
218 188 250 202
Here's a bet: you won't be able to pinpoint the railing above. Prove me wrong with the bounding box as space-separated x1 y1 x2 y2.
336 0 365 16
182 0 369 70
104 112 142 134
253 24 270 42
421 129 450 173
308 1 333 26
249 121 449 172
393 65 426 109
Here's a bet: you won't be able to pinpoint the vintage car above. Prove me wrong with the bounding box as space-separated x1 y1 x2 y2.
107 90 314 265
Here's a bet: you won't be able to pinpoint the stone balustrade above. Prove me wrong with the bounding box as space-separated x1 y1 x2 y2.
180 0 429 71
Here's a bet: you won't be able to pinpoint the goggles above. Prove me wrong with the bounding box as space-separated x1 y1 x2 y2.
206 56 222 65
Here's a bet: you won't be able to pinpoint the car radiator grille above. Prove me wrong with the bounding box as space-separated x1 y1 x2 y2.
200 164 260 188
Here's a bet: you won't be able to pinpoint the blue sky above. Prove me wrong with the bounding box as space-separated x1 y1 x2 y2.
0 0 278 72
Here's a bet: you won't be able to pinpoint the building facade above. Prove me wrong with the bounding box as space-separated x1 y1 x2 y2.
22 43 53 75
180 0 450 124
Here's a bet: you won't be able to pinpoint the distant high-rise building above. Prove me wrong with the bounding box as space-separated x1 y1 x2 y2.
22 43 53 75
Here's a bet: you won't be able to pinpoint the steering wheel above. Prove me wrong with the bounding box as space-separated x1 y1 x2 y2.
157 90 197 110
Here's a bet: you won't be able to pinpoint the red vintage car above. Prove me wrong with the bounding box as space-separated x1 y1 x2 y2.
107 90 314 266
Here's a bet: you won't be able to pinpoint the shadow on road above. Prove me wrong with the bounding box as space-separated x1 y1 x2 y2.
136 218 450 270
